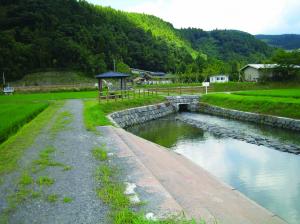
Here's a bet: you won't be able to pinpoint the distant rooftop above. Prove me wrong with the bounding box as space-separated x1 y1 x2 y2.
95 71 129 79
130 68 166 76
241 64 300 71
241 64 279 71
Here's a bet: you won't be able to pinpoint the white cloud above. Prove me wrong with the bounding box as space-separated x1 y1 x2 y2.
87 0 300 34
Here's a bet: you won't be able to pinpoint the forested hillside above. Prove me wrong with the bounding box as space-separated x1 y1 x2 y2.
256 34 300 50
180 28 273 63
0 0 274 81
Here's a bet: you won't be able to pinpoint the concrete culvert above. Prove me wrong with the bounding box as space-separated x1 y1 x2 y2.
178 104 189 112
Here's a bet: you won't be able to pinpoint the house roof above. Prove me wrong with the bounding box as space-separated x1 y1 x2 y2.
240 64 279 71
95 71 129 79
210 74 229 78
241 64 300 71
149 72 166 76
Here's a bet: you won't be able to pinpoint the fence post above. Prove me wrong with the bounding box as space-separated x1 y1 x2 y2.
106 90 109 103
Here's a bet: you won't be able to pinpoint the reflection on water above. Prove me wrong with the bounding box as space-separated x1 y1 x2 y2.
127 116 204 148
180 112 300 146
127 114 300 224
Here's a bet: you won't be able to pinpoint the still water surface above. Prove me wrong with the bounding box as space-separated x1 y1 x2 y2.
127 113 300 224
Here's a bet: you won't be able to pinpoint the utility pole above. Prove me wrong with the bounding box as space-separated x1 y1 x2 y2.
2 72 5 86
113 59 116 72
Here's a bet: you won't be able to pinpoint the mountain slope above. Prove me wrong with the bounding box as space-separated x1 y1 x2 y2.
0 0 274 81
256 34 300 50
180 28 273 63
0 0 194 80
125 13 199 58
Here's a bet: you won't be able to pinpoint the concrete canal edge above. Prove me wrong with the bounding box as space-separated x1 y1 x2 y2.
198 102 300 131
105 95 288 223
107 95 200 128
108 94 300 132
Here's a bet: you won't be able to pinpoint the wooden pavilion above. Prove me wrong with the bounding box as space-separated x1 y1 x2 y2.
95 71 129 94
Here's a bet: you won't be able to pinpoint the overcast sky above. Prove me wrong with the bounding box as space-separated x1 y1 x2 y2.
87 0 300 34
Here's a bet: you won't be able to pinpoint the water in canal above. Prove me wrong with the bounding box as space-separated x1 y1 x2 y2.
126 112 300 224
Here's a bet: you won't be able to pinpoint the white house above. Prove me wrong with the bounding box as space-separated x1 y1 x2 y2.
241 64 278 82
209 75 229 83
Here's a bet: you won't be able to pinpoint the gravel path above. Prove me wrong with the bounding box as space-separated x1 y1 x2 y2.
0 100 108 224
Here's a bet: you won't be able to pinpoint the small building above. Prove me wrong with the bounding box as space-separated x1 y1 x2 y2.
240 64 279 82
209 75 229 83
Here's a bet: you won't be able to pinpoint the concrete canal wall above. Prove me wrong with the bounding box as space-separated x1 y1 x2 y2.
198 102 300 131
108 95 200 128
108 102 175 128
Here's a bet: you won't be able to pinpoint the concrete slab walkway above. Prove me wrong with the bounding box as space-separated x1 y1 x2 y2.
101 126 287 224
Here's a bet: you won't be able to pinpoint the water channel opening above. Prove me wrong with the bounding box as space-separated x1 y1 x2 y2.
178 104 189 112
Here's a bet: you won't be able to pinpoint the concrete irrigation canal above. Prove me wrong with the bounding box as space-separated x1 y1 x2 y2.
107 95 300 224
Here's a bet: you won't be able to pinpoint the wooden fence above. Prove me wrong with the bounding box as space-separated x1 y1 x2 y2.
98 86 211 102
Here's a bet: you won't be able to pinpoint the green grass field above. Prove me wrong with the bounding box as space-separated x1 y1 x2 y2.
0 91 98 103
0 91 98 143
202 89 300 119
233 89 300 98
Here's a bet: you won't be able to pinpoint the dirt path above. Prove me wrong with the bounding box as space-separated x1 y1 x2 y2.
0 100 108 224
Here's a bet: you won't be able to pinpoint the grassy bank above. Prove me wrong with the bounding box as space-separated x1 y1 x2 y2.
0 102 63 175
201 92 300 119
0 103 48 143
83 96 165 131
210 82 300 92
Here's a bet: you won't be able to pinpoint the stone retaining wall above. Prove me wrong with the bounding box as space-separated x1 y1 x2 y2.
108 102 175 128
166 95 200 112
198 102 300 131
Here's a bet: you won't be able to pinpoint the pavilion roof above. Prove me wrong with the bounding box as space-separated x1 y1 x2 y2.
95 71 129 79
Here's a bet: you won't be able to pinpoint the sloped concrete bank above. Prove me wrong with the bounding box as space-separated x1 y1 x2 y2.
100 126 287 224
198 102 300 131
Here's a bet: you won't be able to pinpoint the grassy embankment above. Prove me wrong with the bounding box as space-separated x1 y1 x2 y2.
0 102 63 176
137 82 300 92
202 89 300 119
0 91 99 175
83 95 165 131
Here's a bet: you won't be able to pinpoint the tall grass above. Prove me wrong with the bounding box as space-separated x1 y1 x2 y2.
0 103 48 143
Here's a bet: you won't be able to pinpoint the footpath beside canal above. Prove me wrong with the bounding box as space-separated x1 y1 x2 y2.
100 125 287 224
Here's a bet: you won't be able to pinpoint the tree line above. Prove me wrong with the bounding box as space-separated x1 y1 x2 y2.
0 0 276 82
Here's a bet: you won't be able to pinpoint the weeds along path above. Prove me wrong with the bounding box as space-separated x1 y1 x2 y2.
0 100 108 224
